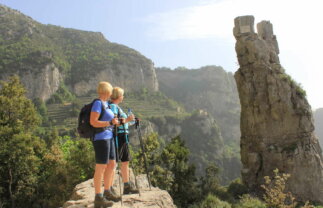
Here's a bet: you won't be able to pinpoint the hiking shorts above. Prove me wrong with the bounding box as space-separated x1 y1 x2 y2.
114 133 130 162
92 139 116 164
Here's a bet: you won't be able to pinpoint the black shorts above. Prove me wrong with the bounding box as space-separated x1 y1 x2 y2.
114 133 130 162
92 139 116 164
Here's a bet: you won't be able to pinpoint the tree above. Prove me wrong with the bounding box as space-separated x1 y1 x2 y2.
131 134 200 208
33 97 49 125
200 163 220 195
159 136 200 208
0 76 44 208
199 194 231 208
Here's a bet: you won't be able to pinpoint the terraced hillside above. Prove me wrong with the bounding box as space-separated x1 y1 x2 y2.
46 90 186 133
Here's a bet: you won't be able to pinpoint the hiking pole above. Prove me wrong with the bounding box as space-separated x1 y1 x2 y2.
122 122 141 196
114 116 123 206
135 117 152 191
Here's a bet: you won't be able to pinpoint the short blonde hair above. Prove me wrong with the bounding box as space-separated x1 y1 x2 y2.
97 81 113 96
111 87 124 100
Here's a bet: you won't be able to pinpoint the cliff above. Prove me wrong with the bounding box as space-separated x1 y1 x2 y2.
148 111 225 176
156 66 240 146
314 108 323 150
63 172 176 208
0 4 158 101
234 16 323 203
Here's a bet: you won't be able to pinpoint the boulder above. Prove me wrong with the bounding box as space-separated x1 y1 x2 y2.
63 172 176 208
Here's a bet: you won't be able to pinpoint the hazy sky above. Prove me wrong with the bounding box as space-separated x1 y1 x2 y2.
1 0 322 109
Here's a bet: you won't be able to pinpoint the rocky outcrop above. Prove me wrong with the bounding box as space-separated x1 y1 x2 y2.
314 108 323 150
73 57 158 96
0 63 62 101
63 172 176 208
234 16 323 203
21 63 61 100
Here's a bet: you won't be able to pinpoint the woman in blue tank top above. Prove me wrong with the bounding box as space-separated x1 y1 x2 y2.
89 81 119 207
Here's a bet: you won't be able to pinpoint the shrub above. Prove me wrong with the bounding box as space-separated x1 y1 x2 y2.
200 194 231 208
228 178 248 200
261 169 315 208
233 194 266 208
261 169 296 208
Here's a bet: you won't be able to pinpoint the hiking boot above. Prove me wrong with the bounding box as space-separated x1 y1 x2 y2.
123 183 139 195
104 190 121 202
94 194 113 208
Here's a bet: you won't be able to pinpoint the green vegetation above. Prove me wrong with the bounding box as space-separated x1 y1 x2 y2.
130 131 322 208
47 83 75 104
261 169 316 208
0 76 94 208
0 6 147 85
198 194 232 208
279 72 307 98
44 89 185 134
0 77 322 208
233 195 266 208
132 134 200 207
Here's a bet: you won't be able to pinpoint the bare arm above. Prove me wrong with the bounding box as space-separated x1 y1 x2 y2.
90 111 114 127
125 114 135 123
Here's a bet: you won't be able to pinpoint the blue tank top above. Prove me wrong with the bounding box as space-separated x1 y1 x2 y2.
91 100 114 140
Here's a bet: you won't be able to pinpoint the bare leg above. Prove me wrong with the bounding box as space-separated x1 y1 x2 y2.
104 160 116 190
121 161 129 183
94 164 107 194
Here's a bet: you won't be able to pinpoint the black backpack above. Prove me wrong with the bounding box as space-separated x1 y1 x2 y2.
77 99 109 139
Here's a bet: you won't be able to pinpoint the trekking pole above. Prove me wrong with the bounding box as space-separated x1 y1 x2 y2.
135 118 152 191
122 123 141 196
114 116 123 206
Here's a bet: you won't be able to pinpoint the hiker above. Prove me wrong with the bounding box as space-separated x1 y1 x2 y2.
109 87 139 195
90 81 119 208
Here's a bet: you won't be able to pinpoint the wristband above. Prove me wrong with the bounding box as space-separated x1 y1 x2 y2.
109 121 113 126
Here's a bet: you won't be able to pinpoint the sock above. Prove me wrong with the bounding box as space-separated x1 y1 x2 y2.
96 193 103 197
124 182 130 186
104 188 112 193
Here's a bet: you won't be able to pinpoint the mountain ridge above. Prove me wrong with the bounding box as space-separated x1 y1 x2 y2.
0 4 158 100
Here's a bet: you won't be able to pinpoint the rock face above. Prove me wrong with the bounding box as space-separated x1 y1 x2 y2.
21 63 62 100
1 63 62 101
314 108 323 150
234 16 323 203
73 56 158 96
63 172 176 208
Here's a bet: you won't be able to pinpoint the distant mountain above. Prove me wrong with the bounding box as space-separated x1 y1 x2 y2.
314 108 323 149
156 66 240 145
0 4 158 100
156 66 242 183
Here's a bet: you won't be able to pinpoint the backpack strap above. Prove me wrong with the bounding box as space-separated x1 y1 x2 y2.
92 99 110 133
116 106 121 118
93 99 106 120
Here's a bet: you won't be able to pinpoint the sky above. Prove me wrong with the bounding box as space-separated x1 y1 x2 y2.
0 0 322 109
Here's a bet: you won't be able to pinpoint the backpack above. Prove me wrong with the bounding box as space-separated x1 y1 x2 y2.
77 99 109 139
